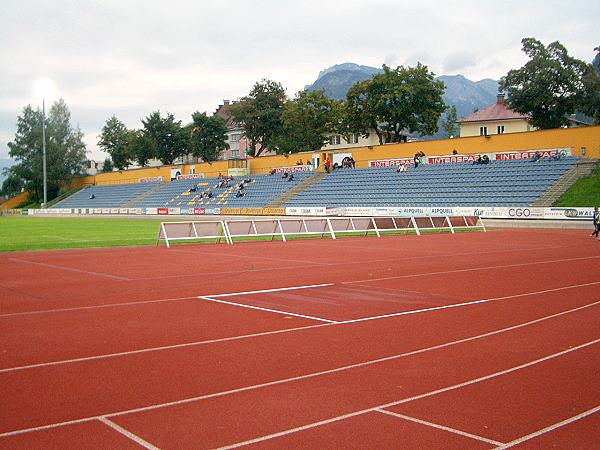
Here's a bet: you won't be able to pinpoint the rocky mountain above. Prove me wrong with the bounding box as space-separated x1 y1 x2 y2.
305 63 499 121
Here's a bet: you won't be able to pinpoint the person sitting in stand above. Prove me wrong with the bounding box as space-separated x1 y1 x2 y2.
225 180 231 188
244 176 252 184
235 190 244 198
452 149 458 155
551 149 566 160
349 157 356 168
89 193 95 199
530 151 543 162
324 158 332 173
269 168 276 175
282 172 289 179
396 163 408 173
296 159 303 165
473 155 483 165
288 173 294 181
413 153 421 168
188 186 197 193
482 155 490 164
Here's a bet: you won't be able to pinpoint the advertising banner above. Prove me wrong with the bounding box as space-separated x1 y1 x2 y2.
205 208 221 215
494 148 571 160
194 208 206 215
145 208 157 215
285 207 327 216
139 176 163 183
428 154 481 164
168 207 181 215
368 158 414 167
176 173 205 180
272 165 313 173
157 207 168 215
543 207 593 220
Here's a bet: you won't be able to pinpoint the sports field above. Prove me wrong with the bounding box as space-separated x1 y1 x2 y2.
1 226 599 448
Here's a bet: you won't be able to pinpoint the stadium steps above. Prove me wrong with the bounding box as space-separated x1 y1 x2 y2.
266 171 328 208
122 182 166 208
532 158 598 207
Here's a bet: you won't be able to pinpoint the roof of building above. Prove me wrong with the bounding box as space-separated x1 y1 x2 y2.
460 94 530 123
214 100 237 129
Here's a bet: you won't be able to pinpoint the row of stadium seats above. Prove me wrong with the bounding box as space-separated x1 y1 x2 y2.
52 156 579 210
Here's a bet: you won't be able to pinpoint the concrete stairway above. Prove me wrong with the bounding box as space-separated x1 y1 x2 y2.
123 183 165 208
266 171 328 208
532 159 598 207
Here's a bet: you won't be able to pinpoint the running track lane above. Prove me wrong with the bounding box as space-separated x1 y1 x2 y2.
1 299 598 447
85 306 600 448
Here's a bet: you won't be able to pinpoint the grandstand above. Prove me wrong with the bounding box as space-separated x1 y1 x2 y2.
51 157 578 210
286 157 579 208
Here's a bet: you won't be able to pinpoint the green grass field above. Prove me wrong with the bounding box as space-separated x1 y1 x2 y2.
0 217 163 252
0 216 481 252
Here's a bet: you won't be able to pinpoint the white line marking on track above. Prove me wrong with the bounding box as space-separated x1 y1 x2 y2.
1 301 598 438
343 255 600 285
338 281 600 324
0 296 199 318
375 409 505 446
2 285 598 372
198 297 339 323
217 338 600 449
204 283 334 298
98 417 161 450
0 323 330 373
8 258 130 281
494 405 600 449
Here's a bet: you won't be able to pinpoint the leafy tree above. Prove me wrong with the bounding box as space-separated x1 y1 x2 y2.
1 172 24 197
500 38 599 129
101 157 114 172
229 79 285 157
188 112 229 162
346 64 446 144
7 100 87 202
98 116 131 170
442 105 458 137
276 90 341 154
142 111 188 165
127 130 155 167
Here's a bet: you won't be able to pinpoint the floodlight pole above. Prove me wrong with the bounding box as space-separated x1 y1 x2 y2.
42 97 47 208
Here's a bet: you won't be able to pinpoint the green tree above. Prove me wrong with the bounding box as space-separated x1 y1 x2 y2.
229 79 285 157
7 100 87 202
442 105 459 137
1 172 24 197
500 38 599 129
276 90 340 154
188 112 229 162
101 157 114 172
98 116 131 170
346 64 446 144
142 111 188 165
127 130 155 167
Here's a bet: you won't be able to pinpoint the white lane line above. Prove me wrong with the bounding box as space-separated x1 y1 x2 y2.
98 417 161 450
198 297 339 324
2 284 598 372
343 255 600 285
494 405 600 449
0 296 199 318
218 338 600 449
1 301 598 438
7 258 130 281
0 323 329 374
337 281 600 324
375 409 505 446
205 283 334 298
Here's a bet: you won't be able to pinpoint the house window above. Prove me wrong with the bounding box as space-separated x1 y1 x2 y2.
479 126 488 136
230 134 240 142
497 125 505 134
348 133 358 144
231 149 239 159
329 135 341 145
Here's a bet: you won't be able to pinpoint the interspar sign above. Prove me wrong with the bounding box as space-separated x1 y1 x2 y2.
139 176 163 183
273 165 313 173
368 158 413 167
428 154 481 164
176 173 204 180
495 148 571 160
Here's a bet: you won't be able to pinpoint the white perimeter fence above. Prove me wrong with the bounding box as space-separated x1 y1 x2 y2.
157 216 485 247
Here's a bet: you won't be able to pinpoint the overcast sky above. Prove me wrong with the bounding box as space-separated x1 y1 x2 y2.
1 0 598 160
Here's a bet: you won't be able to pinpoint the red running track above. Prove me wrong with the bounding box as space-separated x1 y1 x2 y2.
1 228 599 449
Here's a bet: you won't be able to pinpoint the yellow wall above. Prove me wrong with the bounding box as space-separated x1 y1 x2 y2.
460 119 531 137
68 125 600 187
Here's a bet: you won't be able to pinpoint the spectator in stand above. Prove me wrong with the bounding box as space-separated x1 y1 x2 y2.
296 159 304 165
551 149 567 160
413 153 421 168
531 151 543 162
282 172 289 179
396 164 408 173
269 168 276 175
473 155 483 165
482 155 490 164
288 174 294 182
591 206 599 238
89 194 95 199
349 157 356 168
235 190 244 198
324 158 332 173
452 149 458 155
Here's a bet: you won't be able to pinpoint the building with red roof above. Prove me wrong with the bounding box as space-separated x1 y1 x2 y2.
459 94 533 137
